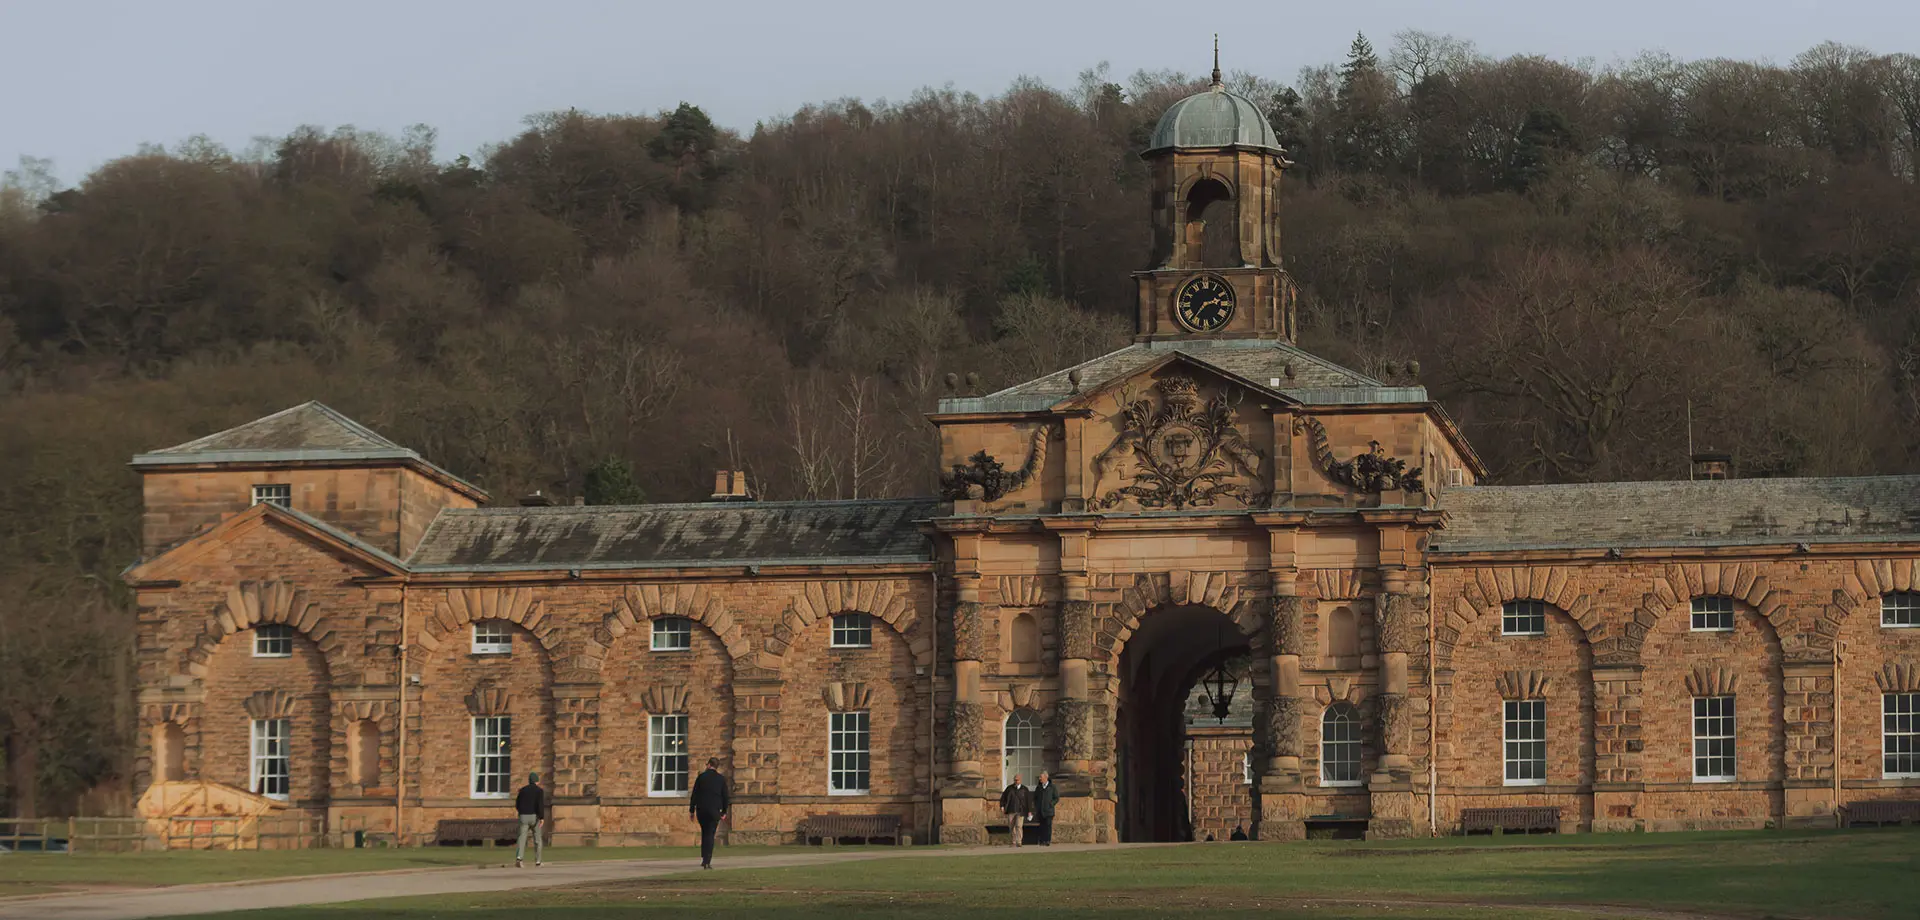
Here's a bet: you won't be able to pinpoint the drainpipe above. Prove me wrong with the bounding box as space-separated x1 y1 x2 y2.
928 585 940 845
1427 587 1438 836
1832 638 1843 828
396 582 409 845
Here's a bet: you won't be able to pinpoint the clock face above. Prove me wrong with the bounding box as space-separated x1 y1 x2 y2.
1175 275 1236 333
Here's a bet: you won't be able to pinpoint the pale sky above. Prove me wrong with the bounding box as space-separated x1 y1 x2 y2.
2 0 1911 186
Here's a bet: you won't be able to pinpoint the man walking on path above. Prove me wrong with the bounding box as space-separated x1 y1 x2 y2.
514 773 548 868
998 773 1033 846
689 757 731 869
1033 772 1059 846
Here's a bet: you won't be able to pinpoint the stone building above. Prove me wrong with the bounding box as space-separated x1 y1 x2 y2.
126 68 1920 846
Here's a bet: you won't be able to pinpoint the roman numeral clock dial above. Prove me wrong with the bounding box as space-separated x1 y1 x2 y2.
1175 275 1236 333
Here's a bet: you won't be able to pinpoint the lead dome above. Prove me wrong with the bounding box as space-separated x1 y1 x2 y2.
1144 81 1285 155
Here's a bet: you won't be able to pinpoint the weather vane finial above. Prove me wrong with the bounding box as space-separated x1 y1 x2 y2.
1211 34 1223 88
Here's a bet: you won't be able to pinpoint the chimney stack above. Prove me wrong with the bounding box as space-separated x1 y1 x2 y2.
1690 451 1733 481
710 471 753 502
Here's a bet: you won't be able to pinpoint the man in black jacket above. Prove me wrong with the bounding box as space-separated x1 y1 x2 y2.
998 774 1033 846
1033 772 1059 846
514 773 547 868
689 758 730 869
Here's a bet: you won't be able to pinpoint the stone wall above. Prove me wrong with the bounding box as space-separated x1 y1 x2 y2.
1188 728 1254 840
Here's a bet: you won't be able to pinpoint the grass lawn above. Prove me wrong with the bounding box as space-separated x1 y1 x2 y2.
0 844 786 898
156 827 1920 920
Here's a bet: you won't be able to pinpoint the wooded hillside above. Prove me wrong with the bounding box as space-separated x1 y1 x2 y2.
4 33 1919 815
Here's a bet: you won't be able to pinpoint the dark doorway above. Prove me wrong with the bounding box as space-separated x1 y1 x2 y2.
1115 604 1252 842
1185 179 1239 269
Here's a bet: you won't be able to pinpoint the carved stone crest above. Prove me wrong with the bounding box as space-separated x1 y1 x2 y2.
1297 417 1425 493
940 426 1052 502
1091 376 1267 510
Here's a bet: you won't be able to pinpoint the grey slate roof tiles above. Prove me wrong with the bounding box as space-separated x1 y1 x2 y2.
1433 475 1920 552
935 339 1422 414
137 402 407 459
407 498 940 570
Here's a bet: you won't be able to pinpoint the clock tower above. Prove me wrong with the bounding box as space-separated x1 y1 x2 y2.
1134 46 1296 343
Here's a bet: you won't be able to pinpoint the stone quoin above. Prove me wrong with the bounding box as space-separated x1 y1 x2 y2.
126 61 1920 845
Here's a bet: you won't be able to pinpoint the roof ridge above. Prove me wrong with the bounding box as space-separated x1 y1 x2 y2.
149 400 405 455
1450 474 1920 493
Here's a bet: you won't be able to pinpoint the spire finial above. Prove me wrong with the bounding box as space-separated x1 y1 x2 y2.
1211 34 1223 88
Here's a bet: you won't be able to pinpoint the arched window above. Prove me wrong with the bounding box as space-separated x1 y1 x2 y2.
1327 607 1360 661
1002 710 1044 788
1320 703 1362 786
1010 613 1040 664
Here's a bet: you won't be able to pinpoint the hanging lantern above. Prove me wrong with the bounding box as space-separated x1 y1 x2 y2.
1203 659 1238 723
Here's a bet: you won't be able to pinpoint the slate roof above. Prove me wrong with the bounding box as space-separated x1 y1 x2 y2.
1432 475 1920 553
131 402 485 498
407 498 939 571
935 339 1427 414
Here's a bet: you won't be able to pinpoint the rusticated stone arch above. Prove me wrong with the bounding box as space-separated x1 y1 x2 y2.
181 581 348 683
587 584 751 666
1096 571 1265 658
1815 559 1920 654
760 578 927 665
1176 169 1238 201
1626 563 1793 659
411 587 560 663
1436 565 1605 668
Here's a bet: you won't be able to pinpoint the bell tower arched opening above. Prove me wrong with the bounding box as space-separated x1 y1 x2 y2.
1184 178 1239 269
1115 603 1254 842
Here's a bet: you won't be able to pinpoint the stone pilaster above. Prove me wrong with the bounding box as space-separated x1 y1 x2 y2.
1590 662 1644 831
1782 660 1838 827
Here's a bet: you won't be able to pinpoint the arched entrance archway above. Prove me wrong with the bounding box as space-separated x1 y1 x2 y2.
1115 603 1254 842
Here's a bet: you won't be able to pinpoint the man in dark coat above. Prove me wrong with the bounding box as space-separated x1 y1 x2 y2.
1033 771 1059 846
514 772 548 868
998 773 1033 846
689 757 730 869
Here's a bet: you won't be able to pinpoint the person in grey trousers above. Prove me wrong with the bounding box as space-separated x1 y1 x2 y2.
515 772 548 867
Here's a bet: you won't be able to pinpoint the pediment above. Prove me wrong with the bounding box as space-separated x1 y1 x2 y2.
124 503 406 585
1056 350 1297 413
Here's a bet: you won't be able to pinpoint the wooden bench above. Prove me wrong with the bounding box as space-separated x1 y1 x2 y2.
1460 806 1561 835
797 814 904 845
434 818 524 847
1842 800 1920 827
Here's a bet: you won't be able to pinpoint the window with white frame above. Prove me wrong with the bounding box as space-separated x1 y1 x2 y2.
250 718 291 800
651 616 693 651
1692 696 1736 781
1691 596 1735 631
1886 692 1920 778
831 613 872 649
251 483 292 508
829 711 870 794
1501 600 1545 636
1883 592 1920 628
1002 710 1043 788
649 714 690 795
253 623 294 658
470 716 511 797
1503 700 1547 785
1320 703 1362 786
471 621 511 655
